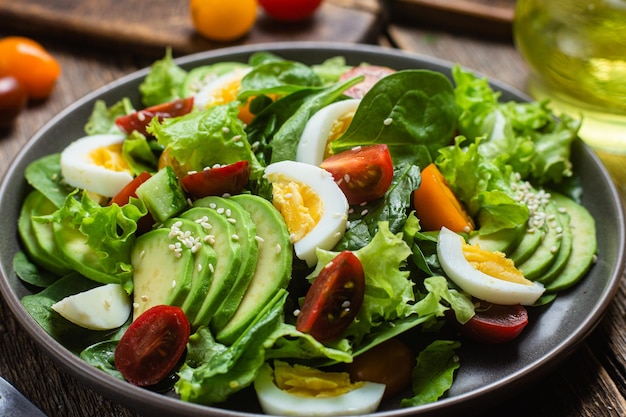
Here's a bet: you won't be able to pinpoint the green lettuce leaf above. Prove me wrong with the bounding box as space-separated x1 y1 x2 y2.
84 98 134 136
139 48 187 107
149 102 264 179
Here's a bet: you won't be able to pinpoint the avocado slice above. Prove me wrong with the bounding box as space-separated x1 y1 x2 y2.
216 194 292 345
193 196 259 332
179 207 243 329
468 223 526 255
509 225 543 265
545 193 597 292
130 224 196 319
18 190 72 275
535 199 573 285
517 201 563 280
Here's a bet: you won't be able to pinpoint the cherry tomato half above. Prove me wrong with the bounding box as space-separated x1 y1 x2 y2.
339 65 395 99
345 338 414 399
115 97 194 137
114 305 190 386
181 160 251 198
320 144 394 205
259 0 322 21
296 250 365 343
0 76 28 129
0 37 61 100
449 301 529 344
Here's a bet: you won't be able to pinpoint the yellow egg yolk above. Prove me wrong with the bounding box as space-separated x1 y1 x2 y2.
323 111 355 159
88 144 131 173
462 242 532 285
273 361 364 398
271 180 322 242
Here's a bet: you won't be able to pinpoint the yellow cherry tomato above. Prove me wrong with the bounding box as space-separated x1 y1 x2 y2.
190 0 258 42
0 37 61 100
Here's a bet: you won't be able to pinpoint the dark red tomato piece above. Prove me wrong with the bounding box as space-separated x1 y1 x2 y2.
109 171 152 206
0 76 28 129
339 65 396 99
181 160 250 198
451 301 529 344
115 97 194 136
345 338 414 399
258 0 322 21
320 144 394 205
114 305 190 387
296 251 365 343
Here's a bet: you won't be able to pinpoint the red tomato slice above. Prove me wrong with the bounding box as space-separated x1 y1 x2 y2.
109 171 152 206
320 144 394 205
115 97 194 136
296 251 365 343
450 301 529 344
114 305 190 387
339 65 396 99
181 160 250 199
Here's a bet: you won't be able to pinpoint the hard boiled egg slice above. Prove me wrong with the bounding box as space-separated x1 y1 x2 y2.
51 283 131 330
297 99 361 166
254 361 385 417
60 133 134 198
437 227 545 305
265 161 348 267
194 66 253 122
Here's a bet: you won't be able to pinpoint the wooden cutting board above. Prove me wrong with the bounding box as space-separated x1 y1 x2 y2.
0 0 383 57
388 0 516 39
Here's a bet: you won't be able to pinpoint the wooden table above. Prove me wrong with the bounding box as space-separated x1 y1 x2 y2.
1 3 626 417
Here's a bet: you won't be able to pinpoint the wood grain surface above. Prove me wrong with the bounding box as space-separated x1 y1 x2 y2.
1 8 626 417
0 0 383 57
387 0 516 39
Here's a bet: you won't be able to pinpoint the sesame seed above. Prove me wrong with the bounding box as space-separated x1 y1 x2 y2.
222 127 230 133
343 173 351 183
209 203 217 209
284 193 293 199
255 235 265 243
361 209 369 216
171 280 177 289
232 234 239 241
276 244 282 254
137 112 146 121
217 207 225 214
232 135 242 142
293 309 301 317
141 295 149 302
383 117 393 125
104 298 112 309
351 146 362 151
132 302 139 309
227 218 237 224
225 209 232 217
208 263 215 273
197 264 203 272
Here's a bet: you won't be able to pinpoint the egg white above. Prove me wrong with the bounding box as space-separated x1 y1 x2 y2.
51 283 131 330
193 66 252 111
60 133 134 198
437 227 545 305
254 363 385 417
265 161 349 267
297 99 361 166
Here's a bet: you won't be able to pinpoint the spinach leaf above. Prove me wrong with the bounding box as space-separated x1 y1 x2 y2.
21 273 121 354
330 70 458 168
246 76 362 164
239 60 322 100
24 154 73 208
334 163 421 251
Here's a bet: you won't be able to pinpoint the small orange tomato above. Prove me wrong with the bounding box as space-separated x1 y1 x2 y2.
0 37 61 100
413 163 475 233
190 0 258 42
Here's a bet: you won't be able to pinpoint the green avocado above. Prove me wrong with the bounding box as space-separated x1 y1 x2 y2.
179 207 243 329
216 194 292 345
535 199 573 285
193 196 259 332
18 190 72 276
468 223 526 255
509 224 543 265
545 193 597 292
517 200 563 280
130 223 196 319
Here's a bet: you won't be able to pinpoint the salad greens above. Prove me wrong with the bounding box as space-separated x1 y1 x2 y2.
14 49 582 412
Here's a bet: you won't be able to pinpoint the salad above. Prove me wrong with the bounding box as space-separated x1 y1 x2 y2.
14 49 597 415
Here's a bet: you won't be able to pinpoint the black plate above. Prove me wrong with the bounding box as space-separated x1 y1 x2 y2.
0 42 624 417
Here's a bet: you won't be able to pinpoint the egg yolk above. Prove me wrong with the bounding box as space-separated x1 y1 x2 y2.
88 144 131 173
462 242 532 285
273 361 364 398
271 180 322 242
324 111 355 159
